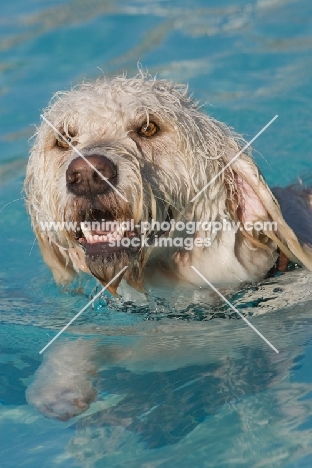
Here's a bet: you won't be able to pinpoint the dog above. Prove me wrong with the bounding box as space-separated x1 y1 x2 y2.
25 74 312 420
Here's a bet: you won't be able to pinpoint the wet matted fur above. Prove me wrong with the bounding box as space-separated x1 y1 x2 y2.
25 75 312 420
25 74 312 294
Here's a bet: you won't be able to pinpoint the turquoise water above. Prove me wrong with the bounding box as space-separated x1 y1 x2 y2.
1 0 312 466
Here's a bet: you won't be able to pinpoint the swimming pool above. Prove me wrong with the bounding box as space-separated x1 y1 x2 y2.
1 0 312 466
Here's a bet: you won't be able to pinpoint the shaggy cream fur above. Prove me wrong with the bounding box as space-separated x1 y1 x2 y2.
25 74 312 295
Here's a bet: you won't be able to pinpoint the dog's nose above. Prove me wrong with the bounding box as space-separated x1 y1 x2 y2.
66 155 117 196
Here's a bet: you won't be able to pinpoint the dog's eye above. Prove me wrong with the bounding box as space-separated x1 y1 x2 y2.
138 122 159 137
56 131 77 149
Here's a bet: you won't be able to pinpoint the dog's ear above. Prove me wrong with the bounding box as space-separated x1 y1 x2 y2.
229 153 312 270
35 228 76 284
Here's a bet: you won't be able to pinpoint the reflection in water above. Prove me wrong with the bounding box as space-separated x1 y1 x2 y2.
24 276 312 463
76 349 278 449
63 336 312 466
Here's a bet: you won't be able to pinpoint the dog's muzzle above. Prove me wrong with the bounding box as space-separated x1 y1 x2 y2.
64 152 141 288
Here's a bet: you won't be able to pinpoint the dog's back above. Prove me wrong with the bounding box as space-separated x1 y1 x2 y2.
273 185 312 248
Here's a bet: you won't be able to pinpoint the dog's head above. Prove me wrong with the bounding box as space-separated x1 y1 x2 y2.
25 75 312 293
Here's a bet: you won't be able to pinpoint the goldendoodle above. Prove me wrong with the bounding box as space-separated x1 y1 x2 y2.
25 74 312 419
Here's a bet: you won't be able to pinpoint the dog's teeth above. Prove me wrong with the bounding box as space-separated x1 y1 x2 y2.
80 224 92 240
80 222 127 243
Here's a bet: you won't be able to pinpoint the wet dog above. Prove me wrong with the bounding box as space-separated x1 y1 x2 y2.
25 74 312 419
